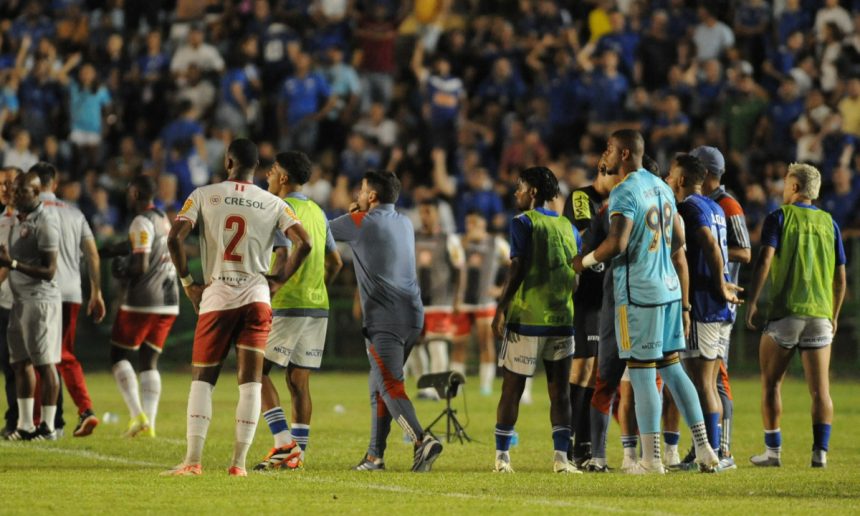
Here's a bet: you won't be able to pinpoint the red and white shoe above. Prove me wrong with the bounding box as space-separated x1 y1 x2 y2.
160 463 202 476
228 466 247 477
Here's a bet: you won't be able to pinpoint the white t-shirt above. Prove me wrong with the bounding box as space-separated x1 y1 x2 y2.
176 180 301 314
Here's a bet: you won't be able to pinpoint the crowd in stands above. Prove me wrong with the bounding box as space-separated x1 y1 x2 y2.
1 0 860 244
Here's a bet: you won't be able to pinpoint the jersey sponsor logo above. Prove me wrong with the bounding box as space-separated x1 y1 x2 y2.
209 195 222 205
225 197 265 209
572 191 592 221
179 198 193 216
139 231 149 246
284 203 298 221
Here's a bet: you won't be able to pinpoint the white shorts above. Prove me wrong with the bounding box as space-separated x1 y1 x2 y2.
764 316 833 350
682 321 732 360
498 330 573 377
7 300 61 366
264 316 328 369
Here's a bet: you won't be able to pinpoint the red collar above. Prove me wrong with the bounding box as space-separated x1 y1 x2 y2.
226 179 253 185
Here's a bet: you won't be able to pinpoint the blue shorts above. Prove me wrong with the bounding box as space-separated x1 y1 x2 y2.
615 301 684 361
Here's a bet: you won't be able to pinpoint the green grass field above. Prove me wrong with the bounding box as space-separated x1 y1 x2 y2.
2 371 859 514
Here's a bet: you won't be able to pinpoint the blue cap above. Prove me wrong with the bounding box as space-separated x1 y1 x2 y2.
690 146 725 177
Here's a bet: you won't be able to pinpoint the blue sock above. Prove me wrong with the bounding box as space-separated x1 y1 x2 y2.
658 362 704 427
628 366 661 434
495 424 515 452
263 407 289 436
552 425 571 453
663 431 680 446
764 428 782 450
813 423 831 452
292 424 310 451
705 413 720 452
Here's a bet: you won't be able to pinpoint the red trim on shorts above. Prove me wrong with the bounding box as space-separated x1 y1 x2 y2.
368 344 409 400
718 361 733 400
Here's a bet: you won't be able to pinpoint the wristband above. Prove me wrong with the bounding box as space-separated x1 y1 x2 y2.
180 274 194 287
581 252 598 269
10 259 17 270
682 305 692 312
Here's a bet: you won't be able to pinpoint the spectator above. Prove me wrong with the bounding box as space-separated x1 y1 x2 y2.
414 48 465 163
777 0 812 46
475 57 526 112
177 64 217 118
354 101 398 149
159 99 208 198
795 88 835 165
722 64 768 152
733 0 770 72
693 5 735 61
355 2 408 111
595 9 640 77
0 129 37 171
693 59 726 120
762 29 805 95
456 165 505 232
814 0 853 43
822 166 860 229
586 49 630 126
839 77 860 138
767 78 805 157
636 10 677 91
319 44 362 152
818 21 844 93
651 94 690 159
278 51 335 154
339 131 381 187
154 173 181 215
216 35 261 137
170 24 225 80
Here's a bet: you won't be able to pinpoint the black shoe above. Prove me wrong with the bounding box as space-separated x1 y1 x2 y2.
4 427 36 441
680 444 696 465
73 409 99 437
32 422 57 441
572 442 592 469
412 434 443 472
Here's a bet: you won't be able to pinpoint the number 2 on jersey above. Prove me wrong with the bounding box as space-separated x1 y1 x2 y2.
645 202 673 252
223 215 246 262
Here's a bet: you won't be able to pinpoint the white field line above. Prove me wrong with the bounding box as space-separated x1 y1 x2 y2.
0 442 681 516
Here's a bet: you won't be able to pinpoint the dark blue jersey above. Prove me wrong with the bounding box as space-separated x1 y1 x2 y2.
678 194 733 323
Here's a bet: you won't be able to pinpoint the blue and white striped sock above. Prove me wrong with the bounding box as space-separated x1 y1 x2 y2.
263 407 293 448
292 424 310 451
495 424 515 459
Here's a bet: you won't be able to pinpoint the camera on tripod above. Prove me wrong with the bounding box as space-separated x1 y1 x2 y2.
417 371 471 443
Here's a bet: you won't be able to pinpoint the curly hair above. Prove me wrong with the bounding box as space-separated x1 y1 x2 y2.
520 166 560 206
275 151 313 185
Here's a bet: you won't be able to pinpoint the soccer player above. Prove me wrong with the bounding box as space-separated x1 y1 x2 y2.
492 166 582 474
330 170 443 473
415 197 464 395
255 151 343 471
34 162 106 437
103 175 179 438
451 209 509 396
0 170 62 441
693 145 751 469
666 154 739 464
0 167 19 438
561 165 608 466
746 163 847 468
574 130 720 474
162 139 312 476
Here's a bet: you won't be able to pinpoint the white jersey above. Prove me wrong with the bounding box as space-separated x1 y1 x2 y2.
0 209 14 310
176 180 301 314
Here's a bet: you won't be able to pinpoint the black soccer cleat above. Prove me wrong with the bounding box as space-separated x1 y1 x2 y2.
412 434 443 472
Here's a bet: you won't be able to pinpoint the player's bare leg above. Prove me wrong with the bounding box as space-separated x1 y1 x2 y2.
8 360 38 439
801 345 833 467
494 368 526 472
751 334 793 467
476 317 496 395
684 357 722 456
286 364 312 462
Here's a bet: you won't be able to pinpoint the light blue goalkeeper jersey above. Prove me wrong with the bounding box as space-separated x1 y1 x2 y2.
608 169 682 307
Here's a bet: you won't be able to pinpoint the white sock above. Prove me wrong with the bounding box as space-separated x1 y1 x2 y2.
17 398 35 431
232 382 262 469
479 362 495 392
42 405 57 432
690 421 710 450
495 450 510 462
666 443 678 457
450 361 466 376
641 432 661 464
139 370 162 430
112 360 143 418
553 450 567 463
428 340 448 373
185 380 214 465
812 449 826 464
